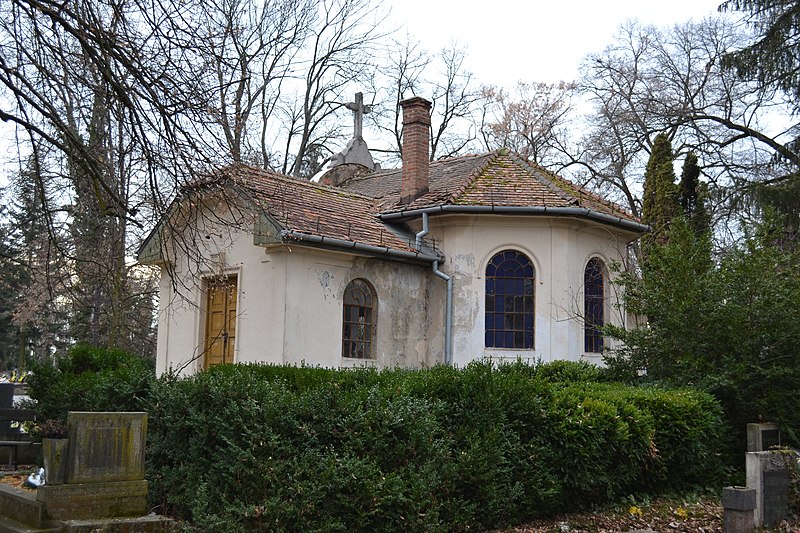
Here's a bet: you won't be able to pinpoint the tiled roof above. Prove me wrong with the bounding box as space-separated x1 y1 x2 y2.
183 165 418 253
339 149 637 221
169 150 640 263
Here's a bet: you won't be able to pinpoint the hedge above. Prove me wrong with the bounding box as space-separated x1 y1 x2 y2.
143 361 729 532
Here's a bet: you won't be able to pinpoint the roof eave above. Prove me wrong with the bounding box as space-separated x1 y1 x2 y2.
378 205 650 235
277 230 441 264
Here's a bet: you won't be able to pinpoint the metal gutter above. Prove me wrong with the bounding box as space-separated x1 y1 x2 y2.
278 230 440 263
379 205 650 234
416 213 453 365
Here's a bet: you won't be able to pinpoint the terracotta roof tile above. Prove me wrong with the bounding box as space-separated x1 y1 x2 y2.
338 149 638 222
183 165 418 253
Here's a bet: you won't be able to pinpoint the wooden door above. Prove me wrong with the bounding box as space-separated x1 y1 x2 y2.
204 275 237 368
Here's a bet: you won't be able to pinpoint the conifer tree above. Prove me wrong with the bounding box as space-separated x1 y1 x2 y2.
641 133 678 257
678 152 711 237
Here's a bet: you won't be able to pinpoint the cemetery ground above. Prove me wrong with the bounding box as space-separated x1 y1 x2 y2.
1 470 797 532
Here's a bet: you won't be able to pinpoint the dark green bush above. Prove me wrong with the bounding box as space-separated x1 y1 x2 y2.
26 344 155 422
146 360 728 532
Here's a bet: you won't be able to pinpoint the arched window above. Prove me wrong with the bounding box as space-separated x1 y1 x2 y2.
485 250 535 349
584 258 605 353
342 279 377 359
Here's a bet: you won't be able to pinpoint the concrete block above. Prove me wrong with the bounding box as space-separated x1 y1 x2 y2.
0 484 46 528
722 486 756 511
37 480 148 520
747 423 780 452
65 412 147 484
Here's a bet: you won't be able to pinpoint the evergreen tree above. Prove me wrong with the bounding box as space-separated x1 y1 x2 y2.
721 0 800 114
678 152 711 237
721 0 800 231
641 133 678 257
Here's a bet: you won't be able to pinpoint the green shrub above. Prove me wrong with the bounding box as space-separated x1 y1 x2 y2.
26 344 155 422
146 360 728 532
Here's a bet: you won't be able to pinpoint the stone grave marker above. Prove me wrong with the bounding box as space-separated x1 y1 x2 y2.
747 423 780 452
745 450 798 527
37 412 150 521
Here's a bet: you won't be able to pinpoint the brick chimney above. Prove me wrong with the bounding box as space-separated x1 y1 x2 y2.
399 97 432 204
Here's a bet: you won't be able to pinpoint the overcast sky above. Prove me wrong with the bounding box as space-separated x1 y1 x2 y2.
387 0 729 86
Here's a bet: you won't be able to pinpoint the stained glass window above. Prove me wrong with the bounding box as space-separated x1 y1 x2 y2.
584 258 605 353
485 250 534 349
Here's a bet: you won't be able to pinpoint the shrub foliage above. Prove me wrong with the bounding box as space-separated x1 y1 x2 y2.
25 351 728 531
145 361 728 532
25 344 154 421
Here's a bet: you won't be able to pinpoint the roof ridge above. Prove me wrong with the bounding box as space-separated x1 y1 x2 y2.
535 164 636 218
505 152 578 206
446 149 503 204
231 164 379 202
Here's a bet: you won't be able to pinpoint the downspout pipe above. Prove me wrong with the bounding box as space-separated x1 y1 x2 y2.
416 213 453 365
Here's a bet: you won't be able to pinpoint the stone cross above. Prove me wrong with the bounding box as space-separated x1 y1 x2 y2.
344 92 371 140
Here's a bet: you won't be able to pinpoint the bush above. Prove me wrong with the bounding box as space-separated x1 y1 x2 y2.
605 217 800 452
25 344 155 422
146 361 728 532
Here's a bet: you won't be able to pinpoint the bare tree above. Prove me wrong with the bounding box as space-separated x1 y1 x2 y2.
282 0 387 177
572 18 795 233
198 0 314 164
480 81 576 170
368 41 482 165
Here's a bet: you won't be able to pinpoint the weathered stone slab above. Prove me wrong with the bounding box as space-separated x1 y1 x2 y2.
37 480 148 520
745 450 798 527
0 483 46 528
746 423 780 452
65 412 147 484
61 515 177 533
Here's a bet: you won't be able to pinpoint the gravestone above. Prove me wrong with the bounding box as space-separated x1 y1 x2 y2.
747 423 780 452
37 412 150 521
65 411 146 483
745 450 798 527
0 383 15 434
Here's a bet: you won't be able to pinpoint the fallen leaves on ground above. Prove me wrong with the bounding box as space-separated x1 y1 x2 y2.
491 496 799 533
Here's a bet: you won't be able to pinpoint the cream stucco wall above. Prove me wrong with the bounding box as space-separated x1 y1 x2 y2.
421 214 635 367
155 201 434 375
153 202 637 375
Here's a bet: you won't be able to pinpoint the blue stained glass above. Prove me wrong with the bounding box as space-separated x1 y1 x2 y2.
584 258 605 353
485 250 535 349
504 332 513 346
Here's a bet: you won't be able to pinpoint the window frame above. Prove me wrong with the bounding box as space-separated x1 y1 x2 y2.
584 257 605 353
341 278 377 360
484 249 535 350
